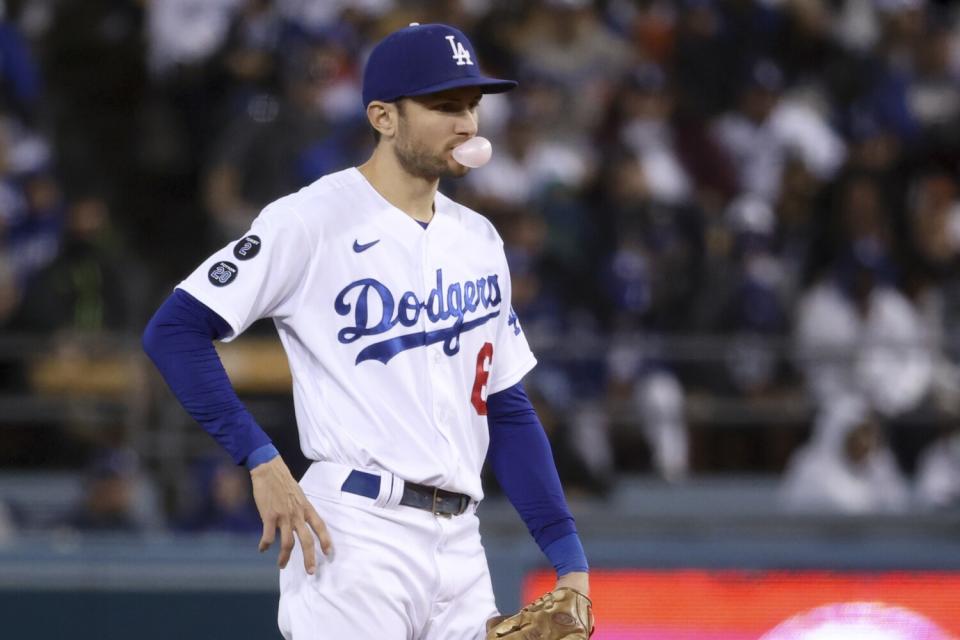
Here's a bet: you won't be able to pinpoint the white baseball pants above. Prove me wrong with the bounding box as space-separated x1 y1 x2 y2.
278 462 499 640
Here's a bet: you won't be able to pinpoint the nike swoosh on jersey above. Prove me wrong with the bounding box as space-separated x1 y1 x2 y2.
353 239 380 253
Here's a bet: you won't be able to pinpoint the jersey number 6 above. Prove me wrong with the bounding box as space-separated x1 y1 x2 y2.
470 342 494 416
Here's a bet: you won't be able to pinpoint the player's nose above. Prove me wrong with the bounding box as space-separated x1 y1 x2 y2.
454 109 478 137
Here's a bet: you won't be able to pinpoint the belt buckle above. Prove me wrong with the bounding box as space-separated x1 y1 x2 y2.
432 487 451 518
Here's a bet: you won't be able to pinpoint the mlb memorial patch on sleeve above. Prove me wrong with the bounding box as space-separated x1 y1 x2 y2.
233 235 262 260
208 261 238 287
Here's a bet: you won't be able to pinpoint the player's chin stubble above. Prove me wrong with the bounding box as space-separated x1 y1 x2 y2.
393 131 467 180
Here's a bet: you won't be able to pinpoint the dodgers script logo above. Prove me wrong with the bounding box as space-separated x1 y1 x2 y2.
335 269 500 365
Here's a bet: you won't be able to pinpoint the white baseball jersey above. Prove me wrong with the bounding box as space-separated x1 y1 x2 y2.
178 167 536 501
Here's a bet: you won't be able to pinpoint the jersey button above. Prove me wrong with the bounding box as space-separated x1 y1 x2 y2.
433 352 442 364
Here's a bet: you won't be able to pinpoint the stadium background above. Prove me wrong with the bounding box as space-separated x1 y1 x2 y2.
0 0 959 638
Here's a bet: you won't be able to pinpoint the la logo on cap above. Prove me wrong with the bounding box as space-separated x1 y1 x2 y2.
361 23 517 106
444 35 473 66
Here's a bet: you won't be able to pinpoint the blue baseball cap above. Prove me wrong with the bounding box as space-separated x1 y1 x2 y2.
362 23 518 107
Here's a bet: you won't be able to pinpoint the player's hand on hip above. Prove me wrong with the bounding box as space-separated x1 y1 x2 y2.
250 456 333 574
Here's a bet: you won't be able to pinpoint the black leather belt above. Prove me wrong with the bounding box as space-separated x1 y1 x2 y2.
340 470 471 517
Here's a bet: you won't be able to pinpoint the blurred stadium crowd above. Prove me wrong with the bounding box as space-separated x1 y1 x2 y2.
1 0 960 535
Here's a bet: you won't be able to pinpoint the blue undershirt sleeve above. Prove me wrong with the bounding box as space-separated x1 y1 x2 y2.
142 289 277 467
486 382 589 575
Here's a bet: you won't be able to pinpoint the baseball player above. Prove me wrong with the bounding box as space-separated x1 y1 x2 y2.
143 23 591 639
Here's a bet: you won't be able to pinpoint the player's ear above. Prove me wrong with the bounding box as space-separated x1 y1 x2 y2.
367 100 399 140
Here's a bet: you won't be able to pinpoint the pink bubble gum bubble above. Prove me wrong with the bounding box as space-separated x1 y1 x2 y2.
452 136 492 168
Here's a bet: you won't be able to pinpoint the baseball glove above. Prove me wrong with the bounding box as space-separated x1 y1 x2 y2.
486 587 594 639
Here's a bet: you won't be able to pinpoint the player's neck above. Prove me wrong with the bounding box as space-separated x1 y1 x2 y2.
358 150 437 223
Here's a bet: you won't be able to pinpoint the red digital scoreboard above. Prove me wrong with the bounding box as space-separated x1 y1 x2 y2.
523 569 960 639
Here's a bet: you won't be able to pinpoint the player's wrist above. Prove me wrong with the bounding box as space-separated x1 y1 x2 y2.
245 443 280 471
555 571 590 597
543 532 589 577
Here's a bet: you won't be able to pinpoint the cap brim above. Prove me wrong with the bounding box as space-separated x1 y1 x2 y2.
404 75 518 98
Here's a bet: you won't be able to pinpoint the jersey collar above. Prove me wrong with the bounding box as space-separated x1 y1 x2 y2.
349 167 456 246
